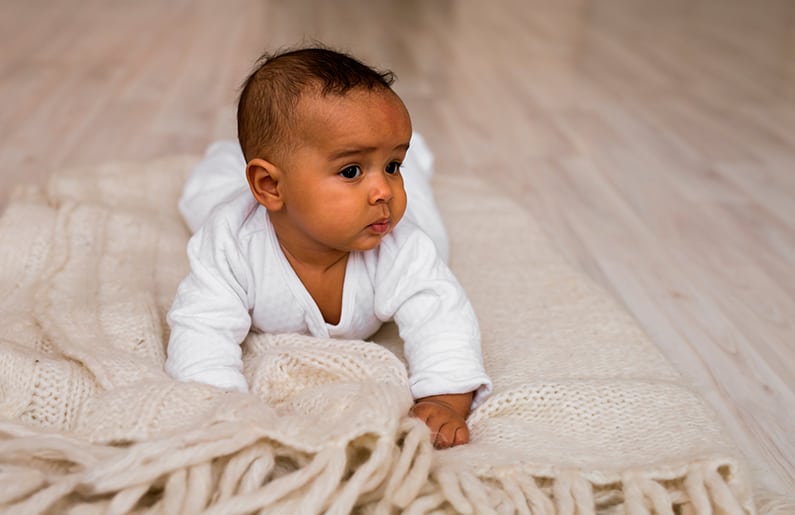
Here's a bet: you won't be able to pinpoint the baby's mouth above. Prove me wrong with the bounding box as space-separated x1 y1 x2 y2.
368 218 392 234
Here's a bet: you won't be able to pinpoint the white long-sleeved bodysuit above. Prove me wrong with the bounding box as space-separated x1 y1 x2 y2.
165 135 492 407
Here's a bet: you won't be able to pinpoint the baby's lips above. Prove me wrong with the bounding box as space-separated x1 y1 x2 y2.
368 218 392 234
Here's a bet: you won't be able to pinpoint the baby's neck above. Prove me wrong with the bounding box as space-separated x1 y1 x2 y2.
277 238 349 325
278 239 348 273
270 216 349 272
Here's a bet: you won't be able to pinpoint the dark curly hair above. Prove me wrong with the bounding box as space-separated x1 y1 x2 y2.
237 46 396 163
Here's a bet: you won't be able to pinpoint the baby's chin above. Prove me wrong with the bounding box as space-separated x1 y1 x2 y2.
349 239 386 252
346 232 393 252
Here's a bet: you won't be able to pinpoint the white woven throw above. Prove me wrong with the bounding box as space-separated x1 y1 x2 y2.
0 156 763 514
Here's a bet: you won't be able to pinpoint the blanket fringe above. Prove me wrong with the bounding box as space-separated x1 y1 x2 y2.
0 419 757 514
398 462 753 515
373 418 434 512
0 416 434 515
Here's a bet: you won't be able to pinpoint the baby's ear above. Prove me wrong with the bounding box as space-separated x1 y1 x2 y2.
246 159 283 210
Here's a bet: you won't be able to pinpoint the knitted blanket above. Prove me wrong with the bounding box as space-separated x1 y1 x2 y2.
0 156 762 514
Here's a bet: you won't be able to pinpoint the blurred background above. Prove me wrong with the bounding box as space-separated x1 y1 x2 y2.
1 0 793 498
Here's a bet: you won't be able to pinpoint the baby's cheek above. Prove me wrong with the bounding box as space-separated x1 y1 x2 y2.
391 189 407 222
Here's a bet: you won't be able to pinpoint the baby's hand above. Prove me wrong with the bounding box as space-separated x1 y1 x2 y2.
410 393 473 449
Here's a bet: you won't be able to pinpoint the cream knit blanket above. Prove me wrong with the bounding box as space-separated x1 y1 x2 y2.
0 156 763 514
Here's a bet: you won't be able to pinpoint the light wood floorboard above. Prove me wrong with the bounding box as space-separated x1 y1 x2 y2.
1 0 793 497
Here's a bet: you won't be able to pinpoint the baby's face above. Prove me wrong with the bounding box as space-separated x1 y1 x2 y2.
275 89 412 253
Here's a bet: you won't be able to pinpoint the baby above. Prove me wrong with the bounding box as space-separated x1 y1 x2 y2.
165 47 491 449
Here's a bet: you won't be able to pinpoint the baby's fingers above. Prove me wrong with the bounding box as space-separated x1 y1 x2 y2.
409 401 470 449
433 420 469 449
433 422 455 449
452 422 469 446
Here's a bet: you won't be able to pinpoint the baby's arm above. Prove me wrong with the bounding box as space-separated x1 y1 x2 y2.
412 392 474 449
373 224 492 448
166 218 253 391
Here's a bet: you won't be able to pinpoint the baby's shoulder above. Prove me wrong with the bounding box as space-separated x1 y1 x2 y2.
189 193 270 262
200 193 266 239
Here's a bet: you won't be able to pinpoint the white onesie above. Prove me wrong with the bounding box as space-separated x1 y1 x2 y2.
165 135 492 407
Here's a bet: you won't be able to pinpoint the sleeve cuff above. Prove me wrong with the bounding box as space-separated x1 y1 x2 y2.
409 373 493 412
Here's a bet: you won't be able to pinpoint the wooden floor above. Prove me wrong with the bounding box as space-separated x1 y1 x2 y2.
1 0 793 498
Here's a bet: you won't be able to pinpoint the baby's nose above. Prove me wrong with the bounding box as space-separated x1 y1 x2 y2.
368 173 394 204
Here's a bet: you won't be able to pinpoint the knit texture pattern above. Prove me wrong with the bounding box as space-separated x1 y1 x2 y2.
0 156 766 514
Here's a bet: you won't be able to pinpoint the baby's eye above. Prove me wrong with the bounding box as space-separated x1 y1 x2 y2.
339 165 362 179
385 161 402 175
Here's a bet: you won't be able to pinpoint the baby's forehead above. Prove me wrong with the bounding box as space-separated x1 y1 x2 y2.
287 87 411 154
296 86 400 116
294 87 408 131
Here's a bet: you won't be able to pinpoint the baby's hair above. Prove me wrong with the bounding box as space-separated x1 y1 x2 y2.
237 46 396 163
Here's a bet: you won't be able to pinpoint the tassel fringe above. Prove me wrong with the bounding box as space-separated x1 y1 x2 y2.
0 418 763 514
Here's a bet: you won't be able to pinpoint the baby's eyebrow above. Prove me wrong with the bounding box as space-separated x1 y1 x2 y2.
328 142 410 161
329 147 377 160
